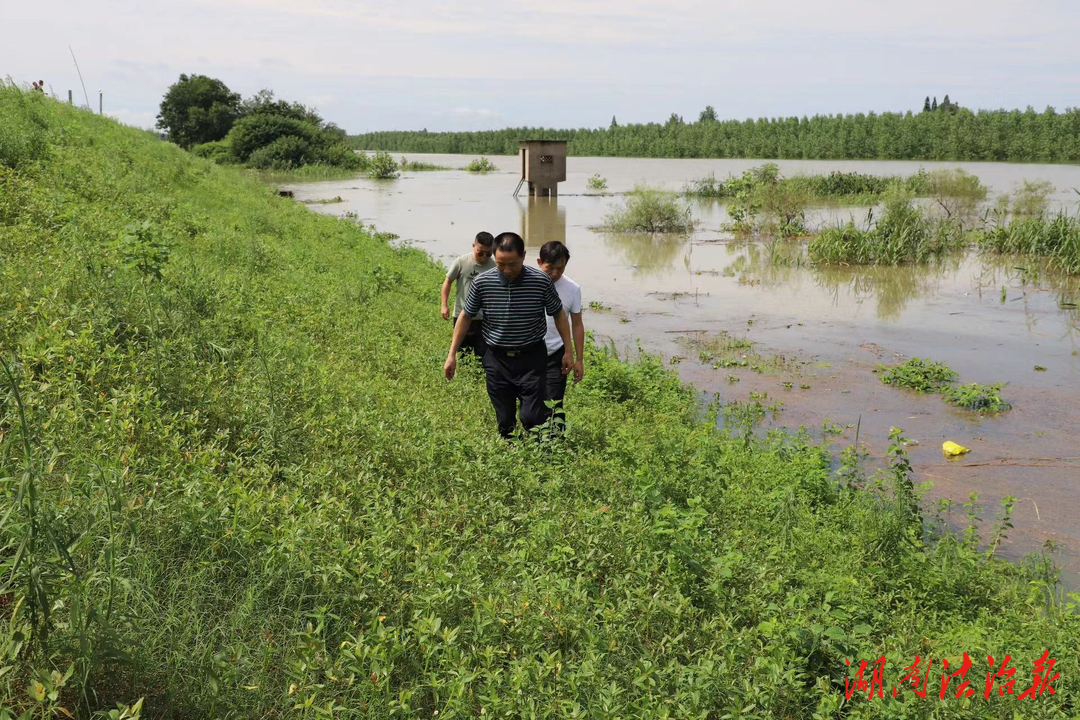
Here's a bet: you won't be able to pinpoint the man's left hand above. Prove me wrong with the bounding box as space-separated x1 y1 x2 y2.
573 360 584 383
561 350 573 375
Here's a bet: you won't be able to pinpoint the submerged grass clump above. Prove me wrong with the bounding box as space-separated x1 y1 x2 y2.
0 86 1074 717
601 184 693 233
809 190 968 265
979 213 1080 276
943 383 1012 412
879 358 958 392
399 156 452 171
463 156 497 172
879 358 1011 413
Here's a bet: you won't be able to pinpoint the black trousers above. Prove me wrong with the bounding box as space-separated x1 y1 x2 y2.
482 342 549 438
454 317 486 357
545 345 568 429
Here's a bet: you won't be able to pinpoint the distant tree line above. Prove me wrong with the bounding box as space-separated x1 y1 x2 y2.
350 101 1080 163
156 74 361 171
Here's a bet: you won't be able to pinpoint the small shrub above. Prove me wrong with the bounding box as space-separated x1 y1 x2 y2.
190 139 235 164
601 185 693 233
944 383 1012 412
464 157 497 172
586 173 608 191
247 135 316 170
366 150 399 179
879 358 958 393
926 168 987 221
1011 179 1055 218
226 114 322 162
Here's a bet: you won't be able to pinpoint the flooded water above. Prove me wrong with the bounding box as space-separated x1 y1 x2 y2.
285 153 1080 581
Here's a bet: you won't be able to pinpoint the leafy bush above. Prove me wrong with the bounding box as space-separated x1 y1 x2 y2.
943 383 1012 412
464 156 497 172
189 139 235 164
225 114 322 162
586 173 608 191
926 168 988 221
366 149 399 179
246 135 316 170
879 358 958 392
1011 179 1055 218
601 185 693 233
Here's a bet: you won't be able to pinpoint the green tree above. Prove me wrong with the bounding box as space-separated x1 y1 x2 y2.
241 88 324 126
610 115 618 129
699 105 718 123
156 74 241 148
932 97 938 112
923 96 931 113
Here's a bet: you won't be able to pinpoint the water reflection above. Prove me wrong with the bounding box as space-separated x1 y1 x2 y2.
601 232 689 276
518 197 566 248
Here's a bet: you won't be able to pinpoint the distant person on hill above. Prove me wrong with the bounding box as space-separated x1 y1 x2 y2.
32 81 43 93
441 231 495 356
444 232 572 438
537 241 584 428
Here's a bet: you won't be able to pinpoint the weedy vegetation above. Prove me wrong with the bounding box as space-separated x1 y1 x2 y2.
586 173 609 192
878 358 959 392
0 85 1075 718
399 157 452 171
878 357 1011 413
600 185 694 233
943 383 1013 413
809 189 968 265
463 157 497 172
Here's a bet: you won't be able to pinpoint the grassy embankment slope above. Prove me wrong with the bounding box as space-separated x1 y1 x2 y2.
1 87 1078 717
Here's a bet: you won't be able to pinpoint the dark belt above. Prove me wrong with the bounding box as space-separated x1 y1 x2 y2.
489 341 545 357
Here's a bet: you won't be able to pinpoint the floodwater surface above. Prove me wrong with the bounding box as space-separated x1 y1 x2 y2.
285 153 1080 580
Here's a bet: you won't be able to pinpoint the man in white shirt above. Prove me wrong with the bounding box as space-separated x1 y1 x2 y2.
537 241 584 426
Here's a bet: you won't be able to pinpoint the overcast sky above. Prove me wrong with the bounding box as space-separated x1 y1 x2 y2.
4 0 1080 133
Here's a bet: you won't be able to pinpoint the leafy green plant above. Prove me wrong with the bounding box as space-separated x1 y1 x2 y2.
366 150 400 179
463 156 497 172
586 173 608 191
943 382 1012 412
601 185 693 233
878 357 958 392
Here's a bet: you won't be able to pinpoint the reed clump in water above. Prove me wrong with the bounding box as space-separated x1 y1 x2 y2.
809 190 967 265
979 214 1080 276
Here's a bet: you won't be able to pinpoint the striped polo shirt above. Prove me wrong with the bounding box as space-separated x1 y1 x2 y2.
463 265 563 348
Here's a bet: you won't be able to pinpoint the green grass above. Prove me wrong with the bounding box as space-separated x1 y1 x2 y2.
686 166 929 204
399 157 452 172
2 86 1078 718
251 164 362 183
980 213 1080 276
809 190 968 265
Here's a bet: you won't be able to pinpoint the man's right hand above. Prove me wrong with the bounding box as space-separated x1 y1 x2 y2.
444 354 457 381
440 305 451 320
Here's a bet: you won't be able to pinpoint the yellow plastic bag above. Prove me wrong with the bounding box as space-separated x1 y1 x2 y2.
942 441 970 458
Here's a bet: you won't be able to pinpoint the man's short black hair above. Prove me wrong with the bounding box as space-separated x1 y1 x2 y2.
475 231 494 247
494 232 525 257
539 241 570 265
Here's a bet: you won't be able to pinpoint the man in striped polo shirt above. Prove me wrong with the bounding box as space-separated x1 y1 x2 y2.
444 232 573 438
